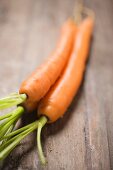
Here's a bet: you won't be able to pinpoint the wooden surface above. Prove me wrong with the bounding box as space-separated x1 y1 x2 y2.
0 0 113 169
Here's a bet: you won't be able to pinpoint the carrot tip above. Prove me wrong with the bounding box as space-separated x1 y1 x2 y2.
83 7 95 21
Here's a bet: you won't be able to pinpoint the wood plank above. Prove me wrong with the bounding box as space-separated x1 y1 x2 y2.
0 0 34 94
0 0 113 169
84 0 113 169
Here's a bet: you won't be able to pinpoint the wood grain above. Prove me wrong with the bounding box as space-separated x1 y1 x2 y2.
0 0 113 169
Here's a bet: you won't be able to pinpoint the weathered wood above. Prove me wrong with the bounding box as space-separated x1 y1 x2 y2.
0 0 113 169
84 0 113 169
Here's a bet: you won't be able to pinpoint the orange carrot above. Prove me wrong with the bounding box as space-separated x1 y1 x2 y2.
19 19 77 110
0 4 95 165
38 17 94 122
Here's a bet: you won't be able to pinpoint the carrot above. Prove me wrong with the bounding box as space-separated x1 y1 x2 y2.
38 17 94 122
19 19 76 110
21 100 38 112
0 19 77 146
0 11 94 166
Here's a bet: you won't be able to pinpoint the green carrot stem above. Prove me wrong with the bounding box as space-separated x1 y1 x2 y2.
0 107 24 140
0 122 39 160
0 93 27 110
2 121 37 140
0 133 20 152
0 107 23 129
0 128 32 151
0 123 38 152
6 124 15 135
2 123 16 144
0 112 13 121
0 116 48 165
0 131 31 160
37 116 48 165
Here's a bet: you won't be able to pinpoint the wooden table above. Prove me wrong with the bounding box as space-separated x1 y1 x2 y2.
0 0 113 169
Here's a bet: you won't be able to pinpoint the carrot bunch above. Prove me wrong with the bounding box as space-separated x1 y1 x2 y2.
0 6 94 165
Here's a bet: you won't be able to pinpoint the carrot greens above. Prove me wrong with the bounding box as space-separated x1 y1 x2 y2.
0 93 27 110
0 116 47 165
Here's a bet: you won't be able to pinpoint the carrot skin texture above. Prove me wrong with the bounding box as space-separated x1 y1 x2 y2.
19 20 76 107
38 17 94 123
20 100 37 113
